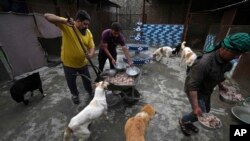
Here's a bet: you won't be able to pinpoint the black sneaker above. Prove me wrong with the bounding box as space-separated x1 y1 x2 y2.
72 96 80 104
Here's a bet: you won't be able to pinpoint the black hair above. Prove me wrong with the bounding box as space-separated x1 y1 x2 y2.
111 22 122 32
76 10 91 21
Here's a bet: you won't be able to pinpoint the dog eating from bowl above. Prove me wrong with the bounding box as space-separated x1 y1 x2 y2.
63 81 109 141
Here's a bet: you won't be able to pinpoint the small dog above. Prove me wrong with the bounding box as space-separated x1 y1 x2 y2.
63 81 109 141
10 72 44 105
153 46 173 62
172 43 181 56
180 41 197 67
124 104 156 141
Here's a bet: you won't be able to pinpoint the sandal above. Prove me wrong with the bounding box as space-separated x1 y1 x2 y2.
72 96 80 105
179 119 192 136
186 122 199 133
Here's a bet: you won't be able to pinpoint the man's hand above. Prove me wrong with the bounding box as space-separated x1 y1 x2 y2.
66 17 74 26
87 52 94 58
128 60 133 67
111 59 116 66
193 106 202 117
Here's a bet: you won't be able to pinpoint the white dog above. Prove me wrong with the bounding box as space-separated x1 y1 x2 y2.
153 46 173 62
180 41 197 67
63 81 109 141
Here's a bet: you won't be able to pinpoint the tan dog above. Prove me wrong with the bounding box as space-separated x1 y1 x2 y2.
124 104 156 141
153 46 173 62
180 41 197 67
63 81 109 141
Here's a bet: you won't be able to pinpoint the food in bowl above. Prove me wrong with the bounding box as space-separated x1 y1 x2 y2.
105 73 135 85
198 113 222 129
219 81 244 103
126 67 140 76
219 90 243 103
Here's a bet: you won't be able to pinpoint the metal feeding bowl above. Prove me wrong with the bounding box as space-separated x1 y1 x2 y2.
114 63 126 71
126 66 140 76
101 69 117 77
198 113 222 130
243 97 250 107
231 106 250 124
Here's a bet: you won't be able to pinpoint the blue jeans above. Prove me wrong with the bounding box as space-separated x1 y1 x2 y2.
182 94 211 123
63 65 93 97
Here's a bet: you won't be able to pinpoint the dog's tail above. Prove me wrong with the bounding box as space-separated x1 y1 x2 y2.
181 41 186 50
63 127 73 141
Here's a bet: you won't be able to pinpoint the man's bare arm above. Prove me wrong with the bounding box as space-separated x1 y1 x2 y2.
121 46 132 66
44 13 67 24
187 91 202 117
88 48 95 58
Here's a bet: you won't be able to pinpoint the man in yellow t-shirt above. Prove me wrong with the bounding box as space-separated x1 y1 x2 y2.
44 10 95 104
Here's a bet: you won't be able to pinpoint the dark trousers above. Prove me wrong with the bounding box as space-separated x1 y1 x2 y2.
63 65 92 97
98 51 117 72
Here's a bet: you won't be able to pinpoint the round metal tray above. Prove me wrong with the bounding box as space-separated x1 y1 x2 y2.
242 97 250 107
219 91 243 104
231 106 250 124
198 113 222 130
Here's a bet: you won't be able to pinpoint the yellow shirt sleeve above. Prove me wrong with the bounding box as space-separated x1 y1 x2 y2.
57 23 95 68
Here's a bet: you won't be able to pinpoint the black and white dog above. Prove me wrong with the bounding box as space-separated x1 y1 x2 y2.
10 72 45 105
172 43 182 56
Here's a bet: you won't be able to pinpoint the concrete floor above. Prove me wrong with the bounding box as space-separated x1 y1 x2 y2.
0 49 248 141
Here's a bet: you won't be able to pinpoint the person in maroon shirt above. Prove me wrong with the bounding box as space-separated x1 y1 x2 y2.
98 22 132 72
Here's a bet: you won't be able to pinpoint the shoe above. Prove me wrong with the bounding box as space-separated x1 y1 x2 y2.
186 122 199 133
72 96 80 104
179 119 192 136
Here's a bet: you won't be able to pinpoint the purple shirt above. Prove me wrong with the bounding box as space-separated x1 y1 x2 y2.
99 29 125 54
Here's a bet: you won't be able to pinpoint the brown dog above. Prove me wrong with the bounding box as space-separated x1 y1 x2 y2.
124 104 156 141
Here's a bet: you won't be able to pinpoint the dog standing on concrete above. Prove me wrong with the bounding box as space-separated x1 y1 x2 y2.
124 104 156 141
180 41 197 67
153 46 173 62
63 81 109 141
10 72 45 105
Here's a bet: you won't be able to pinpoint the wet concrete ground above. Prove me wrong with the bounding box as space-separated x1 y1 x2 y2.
0 48 248 141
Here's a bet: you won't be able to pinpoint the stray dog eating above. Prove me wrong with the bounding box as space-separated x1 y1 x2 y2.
152 46 173 62
124 104 156 141
63 81 109 141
